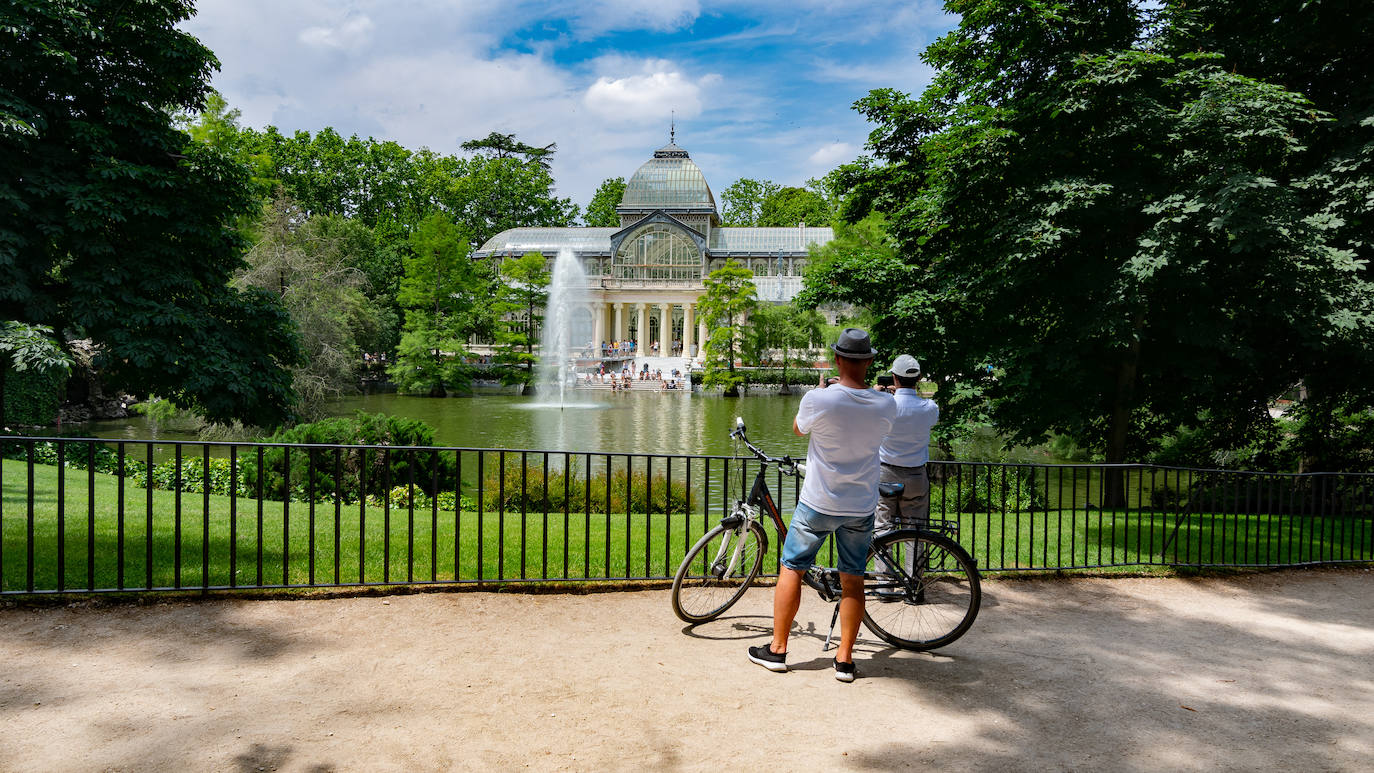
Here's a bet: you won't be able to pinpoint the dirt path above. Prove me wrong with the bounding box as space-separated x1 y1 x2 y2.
2 569 1372 772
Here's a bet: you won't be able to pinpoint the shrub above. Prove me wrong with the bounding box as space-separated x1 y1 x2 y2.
240 412 457 503
931 464 1044 513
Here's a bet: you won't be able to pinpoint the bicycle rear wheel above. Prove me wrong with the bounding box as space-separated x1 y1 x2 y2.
863 529 981 650
671 520 768 623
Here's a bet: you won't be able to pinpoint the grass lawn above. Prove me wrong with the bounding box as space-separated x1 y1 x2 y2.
3 460 1370 593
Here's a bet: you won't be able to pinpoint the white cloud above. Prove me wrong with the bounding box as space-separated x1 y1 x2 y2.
808 141 858 168
557 0 701 36
298 15 375 51
583 64 712 124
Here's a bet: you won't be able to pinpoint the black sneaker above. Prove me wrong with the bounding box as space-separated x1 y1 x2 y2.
833 658 857 683
747 644 787 672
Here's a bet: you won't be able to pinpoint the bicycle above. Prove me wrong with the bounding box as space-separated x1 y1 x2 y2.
671 418 981 651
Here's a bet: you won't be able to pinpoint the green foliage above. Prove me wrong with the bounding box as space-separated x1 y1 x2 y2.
720 178 782 226
236 196 380 416
132 397 180 431
743 303 825 387
1 440 144 478
823 0 1374 482
583 177 627 227
242 412 458 503
932 466 1045 514
0 0 300 427
698 261 758 396
219 127 578 247
758 187 831 227
493 252 551 386
461 131 558 171
0 322 72 426
389 215 489 395
0 365 65 427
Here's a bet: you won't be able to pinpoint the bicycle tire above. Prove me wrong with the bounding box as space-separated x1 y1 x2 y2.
671 520 768 623
863 528 981 650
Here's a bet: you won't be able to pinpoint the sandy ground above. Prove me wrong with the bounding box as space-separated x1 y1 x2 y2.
2 568 1372 772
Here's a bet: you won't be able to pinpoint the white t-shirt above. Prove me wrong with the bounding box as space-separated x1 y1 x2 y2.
879 388 939 467
795 385 896 517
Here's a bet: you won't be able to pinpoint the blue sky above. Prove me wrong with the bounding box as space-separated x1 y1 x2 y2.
181 1 956 209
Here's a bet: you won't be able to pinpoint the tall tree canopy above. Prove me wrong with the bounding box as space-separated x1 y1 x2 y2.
388 215 489 396
0 0 299 426
720 178 782 226
584 177 627 227
808 0 1374 483
758 186 831 227
699 260 758 397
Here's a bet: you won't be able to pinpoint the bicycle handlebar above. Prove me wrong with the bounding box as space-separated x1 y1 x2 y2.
730 422 801 476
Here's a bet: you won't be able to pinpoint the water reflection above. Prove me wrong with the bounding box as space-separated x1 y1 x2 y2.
72 389 812 459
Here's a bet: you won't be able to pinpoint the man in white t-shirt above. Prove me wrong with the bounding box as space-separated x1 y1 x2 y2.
876 354 939 531
747 328 895 682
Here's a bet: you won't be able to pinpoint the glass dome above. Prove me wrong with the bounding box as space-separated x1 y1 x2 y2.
619 143 717 211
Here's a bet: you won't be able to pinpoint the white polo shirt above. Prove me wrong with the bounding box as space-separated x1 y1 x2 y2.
879 388 939 467
795 385 896 517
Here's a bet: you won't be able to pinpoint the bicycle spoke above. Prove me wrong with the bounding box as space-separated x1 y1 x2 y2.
863 531 980 650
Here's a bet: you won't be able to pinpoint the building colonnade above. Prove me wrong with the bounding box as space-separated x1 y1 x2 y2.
587 299 706 358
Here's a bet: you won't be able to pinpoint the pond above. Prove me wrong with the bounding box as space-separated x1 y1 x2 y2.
77 389 814 460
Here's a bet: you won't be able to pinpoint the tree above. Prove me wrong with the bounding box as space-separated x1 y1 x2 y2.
745 303 825 394
822 0 1374 499
438 155 580 247
235 197 380 418
388 214 488 396
759 187 831 227
493 252 551 388
720 178 782 226
0 322 73 427
461 131 558 170
0 0 300 426
698 261 758 397
584 177 627 227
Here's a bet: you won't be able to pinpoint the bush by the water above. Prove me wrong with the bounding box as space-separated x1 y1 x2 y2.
240 412 458 503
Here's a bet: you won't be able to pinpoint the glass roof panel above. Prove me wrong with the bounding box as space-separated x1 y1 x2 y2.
708 227 835 252
477 228 616 254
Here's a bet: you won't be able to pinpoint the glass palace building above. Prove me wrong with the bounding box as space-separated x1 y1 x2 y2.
474 140 833 358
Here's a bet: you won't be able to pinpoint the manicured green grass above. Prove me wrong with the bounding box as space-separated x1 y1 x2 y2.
940 507 1373 573
2 460 1370 593
1 460 716 592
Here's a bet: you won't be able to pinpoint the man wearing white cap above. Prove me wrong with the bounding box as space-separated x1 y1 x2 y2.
876 354 938 532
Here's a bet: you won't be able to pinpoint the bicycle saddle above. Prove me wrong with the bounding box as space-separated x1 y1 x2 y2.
879 482 905 499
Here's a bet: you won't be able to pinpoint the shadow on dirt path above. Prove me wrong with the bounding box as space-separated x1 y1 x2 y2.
1 568 1371 771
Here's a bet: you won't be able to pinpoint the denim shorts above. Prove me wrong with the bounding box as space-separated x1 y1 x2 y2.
780 502 875 576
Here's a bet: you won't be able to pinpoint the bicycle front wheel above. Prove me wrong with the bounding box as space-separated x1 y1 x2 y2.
863 529 981 650
671 520 768 623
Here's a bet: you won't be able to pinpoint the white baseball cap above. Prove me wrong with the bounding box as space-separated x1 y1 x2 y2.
889 354 921 378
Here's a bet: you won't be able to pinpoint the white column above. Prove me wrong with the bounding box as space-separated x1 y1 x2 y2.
636 303 648 354
592 302 604 353
657 302 670 355
683 303 695 357
698 317 708 356
614 303 625 343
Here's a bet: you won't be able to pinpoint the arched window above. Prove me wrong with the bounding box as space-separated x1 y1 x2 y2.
614 224 702 283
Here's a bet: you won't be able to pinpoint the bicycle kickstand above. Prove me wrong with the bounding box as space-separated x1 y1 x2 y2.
823 601 840 651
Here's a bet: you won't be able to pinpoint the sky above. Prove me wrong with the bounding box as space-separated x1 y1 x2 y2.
180 0 956 210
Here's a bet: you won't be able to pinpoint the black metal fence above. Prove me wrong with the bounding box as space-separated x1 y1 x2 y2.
1 436 1370 595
